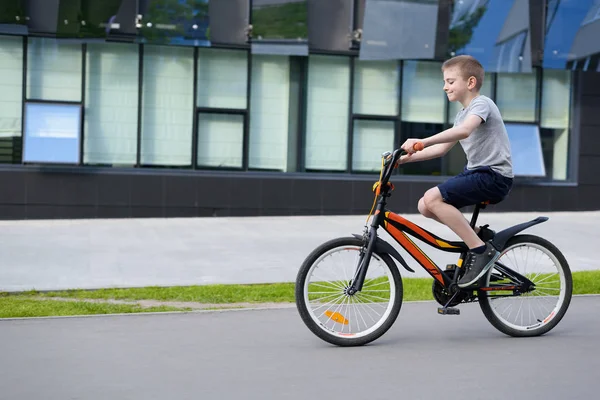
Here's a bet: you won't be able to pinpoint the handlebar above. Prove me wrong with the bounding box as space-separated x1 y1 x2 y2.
379 142 424 187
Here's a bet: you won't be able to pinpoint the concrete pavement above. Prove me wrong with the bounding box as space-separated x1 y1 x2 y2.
1 211 599 292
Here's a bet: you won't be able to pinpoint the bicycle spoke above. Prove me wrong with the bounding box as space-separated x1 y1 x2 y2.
534 274 559 284
308 291 342 305
484 239 569 333
300 241 399 343
362 280 390 289
356 292 392 303
315 294 347 317
353 295 383 321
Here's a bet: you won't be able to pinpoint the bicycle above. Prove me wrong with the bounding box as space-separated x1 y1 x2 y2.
295 145 573 347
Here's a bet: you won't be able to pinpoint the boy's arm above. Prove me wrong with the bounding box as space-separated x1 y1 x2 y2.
398 141 456 164
401 114 483 154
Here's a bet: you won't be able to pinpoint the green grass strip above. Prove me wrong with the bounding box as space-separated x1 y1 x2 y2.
10 270 600 304
1 270 598 319
0 296 188 319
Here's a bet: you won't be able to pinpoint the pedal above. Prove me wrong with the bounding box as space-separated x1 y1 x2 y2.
437 307 460 315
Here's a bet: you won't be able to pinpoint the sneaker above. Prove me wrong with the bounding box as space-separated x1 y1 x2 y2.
458 243 501 288
477 224 495 242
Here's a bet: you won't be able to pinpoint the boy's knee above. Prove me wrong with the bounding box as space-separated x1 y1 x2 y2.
418 197 435 218
423 188 442 209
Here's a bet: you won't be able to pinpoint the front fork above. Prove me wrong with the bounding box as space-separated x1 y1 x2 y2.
347 219 380 295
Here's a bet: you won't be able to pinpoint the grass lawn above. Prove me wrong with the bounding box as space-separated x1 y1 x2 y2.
0 295 189 319
1 270 598 319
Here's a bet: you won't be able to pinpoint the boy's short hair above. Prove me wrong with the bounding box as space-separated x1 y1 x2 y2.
442 55 484 91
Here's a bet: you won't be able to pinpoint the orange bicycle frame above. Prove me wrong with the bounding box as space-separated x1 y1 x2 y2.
379 211 468 286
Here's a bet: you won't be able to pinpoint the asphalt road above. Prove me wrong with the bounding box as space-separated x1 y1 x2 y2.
1 296 598 400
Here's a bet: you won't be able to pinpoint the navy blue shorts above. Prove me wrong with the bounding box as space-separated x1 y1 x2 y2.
437 166 513 209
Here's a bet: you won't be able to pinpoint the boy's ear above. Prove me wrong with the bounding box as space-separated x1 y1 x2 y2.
468 76 477 89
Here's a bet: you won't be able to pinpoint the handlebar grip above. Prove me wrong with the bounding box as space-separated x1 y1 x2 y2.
413 142 424 152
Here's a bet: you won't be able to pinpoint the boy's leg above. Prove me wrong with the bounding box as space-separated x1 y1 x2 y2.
421 188 484 249
418 196 487 235
425 170 506 288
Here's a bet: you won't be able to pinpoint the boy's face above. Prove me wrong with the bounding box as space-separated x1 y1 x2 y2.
443 67 472 103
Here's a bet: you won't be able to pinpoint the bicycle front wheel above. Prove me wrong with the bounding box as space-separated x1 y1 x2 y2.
478 234 572 337
295 237 403 347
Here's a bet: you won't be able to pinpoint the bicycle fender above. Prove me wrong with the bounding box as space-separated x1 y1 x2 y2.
352 234 415 273
491 216 549 250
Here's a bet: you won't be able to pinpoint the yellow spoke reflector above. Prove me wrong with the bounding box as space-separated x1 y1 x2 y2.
325 310 349 325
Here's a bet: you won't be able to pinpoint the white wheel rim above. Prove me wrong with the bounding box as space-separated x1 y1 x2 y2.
303 245 396 339
486 242 567 332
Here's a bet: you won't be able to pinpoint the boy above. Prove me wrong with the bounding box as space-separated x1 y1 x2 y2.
398 55 513 288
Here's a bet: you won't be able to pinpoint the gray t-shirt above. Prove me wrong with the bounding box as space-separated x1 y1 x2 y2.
453 95 513 178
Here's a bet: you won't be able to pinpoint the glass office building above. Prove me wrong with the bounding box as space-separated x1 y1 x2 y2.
0 0 599 219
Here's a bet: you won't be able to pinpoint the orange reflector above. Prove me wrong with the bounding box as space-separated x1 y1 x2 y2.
325 310 349 325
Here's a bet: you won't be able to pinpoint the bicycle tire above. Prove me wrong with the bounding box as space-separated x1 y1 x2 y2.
478 234 572 337
295 237 403 347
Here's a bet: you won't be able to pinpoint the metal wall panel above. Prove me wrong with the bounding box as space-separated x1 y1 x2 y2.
209 0 249 45
307 0 353 52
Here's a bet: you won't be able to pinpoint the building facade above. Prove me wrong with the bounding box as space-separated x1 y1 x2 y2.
0 0 599 219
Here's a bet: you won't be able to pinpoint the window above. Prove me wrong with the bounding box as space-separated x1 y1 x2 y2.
250 0 309 56
352 59 399 172
140 45 194 166
543 0 596 69
27 38 82 102
0 35 23 164
581 1 600 25
541 69 570 129
352 119 395 172
541 69 572 180
400 122 445 176
353 60 399 116
305 55 350 171
196 48 248 169
493 31 528 73
23 102 81 164
197 48 248 109
451 0 486 27
401 61 445 123
505 123 546 177
197 113 244 168
249 55 290 170
401 61 445 175
545 0 560 32
449 0 518 72
496 71 537 122
251 0 308 40
360 0 439 60
84 43 139 165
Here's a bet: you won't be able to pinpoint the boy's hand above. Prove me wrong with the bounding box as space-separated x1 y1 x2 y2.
394 154 410 168
401 139 424 154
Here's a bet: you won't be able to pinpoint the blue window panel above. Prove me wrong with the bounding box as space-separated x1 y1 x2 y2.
505 123 545 177
544 0 596 69
450 0 532 72
23 103 81 164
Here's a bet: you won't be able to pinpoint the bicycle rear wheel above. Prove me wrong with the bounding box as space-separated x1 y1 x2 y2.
478 234 572 337
295 237 403 347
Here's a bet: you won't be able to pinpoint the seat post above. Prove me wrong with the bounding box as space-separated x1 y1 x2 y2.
469 203 482 229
